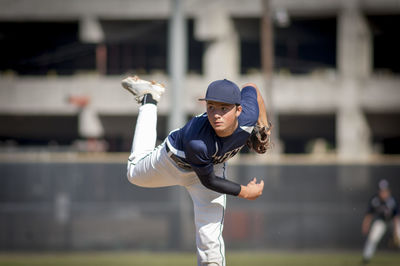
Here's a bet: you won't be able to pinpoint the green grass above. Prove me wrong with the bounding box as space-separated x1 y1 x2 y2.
0 251 399 266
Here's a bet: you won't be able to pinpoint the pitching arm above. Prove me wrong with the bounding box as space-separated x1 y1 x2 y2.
242 83 269 127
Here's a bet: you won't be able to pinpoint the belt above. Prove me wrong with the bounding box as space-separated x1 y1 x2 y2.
165 144 193 171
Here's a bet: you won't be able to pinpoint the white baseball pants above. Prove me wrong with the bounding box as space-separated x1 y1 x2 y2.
363 219 386 260
127 104 227 266
363 218 400 260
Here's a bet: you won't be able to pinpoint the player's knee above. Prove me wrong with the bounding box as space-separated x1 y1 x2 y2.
126 166 150 188
126 164 139 185
126 172 142 186
126 169 134 183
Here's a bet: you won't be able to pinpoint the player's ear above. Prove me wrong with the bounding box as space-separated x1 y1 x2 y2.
235 105 242 117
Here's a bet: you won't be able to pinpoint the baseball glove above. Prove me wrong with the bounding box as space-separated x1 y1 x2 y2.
246 122 272 154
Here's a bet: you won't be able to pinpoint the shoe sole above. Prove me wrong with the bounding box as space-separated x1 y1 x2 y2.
121 76 165 102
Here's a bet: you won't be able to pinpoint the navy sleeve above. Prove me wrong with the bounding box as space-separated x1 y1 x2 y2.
239 86 259 126
185 140 241 196
196 171 241 196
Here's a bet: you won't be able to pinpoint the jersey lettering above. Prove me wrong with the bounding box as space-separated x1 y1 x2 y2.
212 146 243 164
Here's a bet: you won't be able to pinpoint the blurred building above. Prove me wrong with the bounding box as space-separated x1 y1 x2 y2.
0 0 399 158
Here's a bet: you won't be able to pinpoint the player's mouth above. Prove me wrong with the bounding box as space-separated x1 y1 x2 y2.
214 121 224 127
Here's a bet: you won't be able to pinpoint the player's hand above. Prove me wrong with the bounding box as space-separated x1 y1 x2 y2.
239 178 264 200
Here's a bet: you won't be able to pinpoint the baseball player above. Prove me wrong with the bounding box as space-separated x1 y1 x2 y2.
361 179 400 264
122 76 271 266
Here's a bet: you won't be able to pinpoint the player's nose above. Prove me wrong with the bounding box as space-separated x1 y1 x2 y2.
214 114 223 121
211 111 220 118
213 109 224 118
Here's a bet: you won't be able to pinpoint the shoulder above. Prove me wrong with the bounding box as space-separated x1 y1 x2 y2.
185 139 214 165
241 85 257 98
388 196 397 208
186 139 207 154
192 113 209 126
182 113 209 136
239 85 259 127
240 82 258 105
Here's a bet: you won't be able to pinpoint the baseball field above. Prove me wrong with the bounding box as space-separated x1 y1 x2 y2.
0 251 399 266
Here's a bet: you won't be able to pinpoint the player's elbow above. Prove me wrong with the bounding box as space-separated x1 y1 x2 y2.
199 177 213 190
198 175 217 191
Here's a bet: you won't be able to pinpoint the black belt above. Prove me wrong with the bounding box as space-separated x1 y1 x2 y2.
165 144 193 171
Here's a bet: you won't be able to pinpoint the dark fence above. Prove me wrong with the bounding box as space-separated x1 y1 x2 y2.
0 160 399 251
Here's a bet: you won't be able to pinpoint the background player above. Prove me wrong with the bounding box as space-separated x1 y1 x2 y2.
361 179 400 264
122 76 270 266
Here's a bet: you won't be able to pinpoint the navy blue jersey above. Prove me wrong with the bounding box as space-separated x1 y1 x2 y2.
167 86 259 177
366 194 399 221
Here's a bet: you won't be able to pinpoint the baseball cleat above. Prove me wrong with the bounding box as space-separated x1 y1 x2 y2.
121 76 165 103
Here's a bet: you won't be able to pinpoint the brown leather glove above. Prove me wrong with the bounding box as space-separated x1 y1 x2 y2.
246 122 272 154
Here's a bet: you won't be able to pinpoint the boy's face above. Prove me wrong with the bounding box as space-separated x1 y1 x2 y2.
206 101 242 137
379 189 391 200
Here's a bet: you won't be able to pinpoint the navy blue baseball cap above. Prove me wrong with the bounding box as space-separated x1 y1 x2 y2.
199 79 241 105
378 179 389 190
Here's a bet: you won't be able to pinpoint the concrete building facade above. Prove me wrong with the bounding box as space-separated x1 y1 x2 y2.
0 0 399 159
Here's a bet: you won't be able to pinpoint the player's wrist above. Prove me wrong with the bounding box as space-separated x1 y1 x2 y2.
238 185 249 199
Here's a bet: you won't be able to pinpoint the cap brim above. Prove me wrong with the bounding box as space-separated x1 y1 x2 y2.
198 97 238 105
